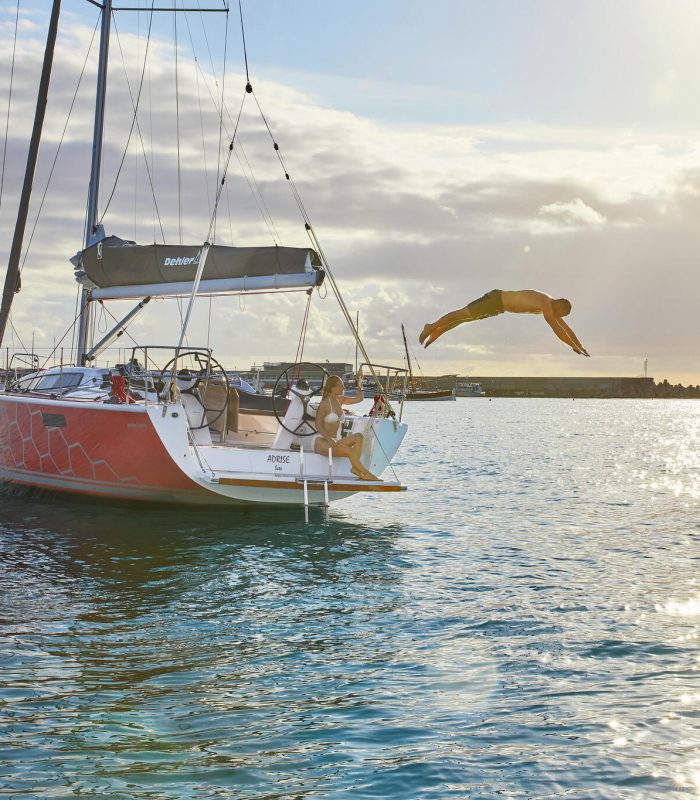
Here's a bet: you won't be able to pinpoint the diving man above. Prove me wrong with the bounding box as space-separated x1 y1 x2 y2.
419 289 589 356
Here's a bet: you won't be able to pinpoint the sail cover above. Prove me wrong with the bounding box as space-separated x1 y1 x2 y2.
72 236 324 299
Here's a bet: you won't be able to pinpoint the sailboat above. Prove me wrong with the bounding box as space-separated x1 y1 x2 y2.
0 0 408 506
399 324 455 401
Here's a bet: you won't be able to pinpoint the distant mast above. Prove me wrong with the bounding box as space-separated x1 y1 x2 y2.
354 310 359 373
0 0 62 348
401 323 415 392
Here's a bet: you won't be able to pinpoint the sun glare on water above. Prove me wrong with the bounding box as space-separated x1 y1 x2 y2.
659 595 700 617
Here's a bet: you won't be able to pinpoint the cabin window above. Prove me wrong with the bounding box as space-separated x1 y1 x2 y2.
35 372 84 391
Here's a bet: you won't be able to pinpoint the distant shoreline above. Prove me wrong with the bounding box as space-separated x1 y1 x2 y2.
409 376 700 399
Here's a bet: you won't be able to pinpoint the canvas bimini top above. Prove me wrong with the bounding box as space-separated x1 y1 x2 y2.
71 236 325 300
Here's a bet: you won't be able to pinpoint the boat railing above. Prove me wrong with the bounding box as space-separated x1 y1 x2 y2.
1 352 41 392
358 361 409 422
125 345 216 405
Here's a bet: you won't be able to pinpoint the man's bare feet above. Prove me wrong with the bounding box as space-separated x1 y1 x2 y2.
423 328 443 348
419 323 433 345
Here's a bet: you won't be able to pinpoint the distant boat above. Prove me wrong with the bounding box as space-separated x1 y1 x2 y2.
399 324 456 401
404 388 456 401
341 372 381 398
455 381 485 397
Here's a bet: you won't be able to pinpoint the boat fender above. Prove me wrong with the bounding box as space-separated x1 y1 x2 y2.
369 394 387 417
110 374 135 404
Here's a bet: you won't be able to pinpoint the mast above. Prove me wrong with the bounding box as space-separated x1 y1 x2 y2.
401 323 415 393
76 0 112 364
354 310 359 373
0 0 62 349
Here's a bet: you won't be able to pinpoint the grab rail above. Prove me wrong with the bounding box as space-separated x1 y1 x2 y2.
358 361 408 421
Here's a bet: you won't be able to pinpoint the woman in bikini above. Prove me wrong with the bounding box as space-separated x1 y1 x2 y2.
314 372 380 481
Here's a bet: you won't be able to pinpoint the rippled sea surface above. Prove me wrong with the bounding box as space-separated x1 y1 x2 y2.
2 398 700 799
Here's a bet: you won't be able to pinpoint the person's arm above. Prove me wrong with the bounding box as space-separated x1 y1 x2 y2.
340 387 363 406
556 317 589 356
544 312 590 356
340 369 364 406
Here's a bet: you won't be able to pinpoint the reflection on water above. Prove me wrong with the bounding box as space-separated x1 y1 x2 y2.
2 399 700 798
660 595 700 617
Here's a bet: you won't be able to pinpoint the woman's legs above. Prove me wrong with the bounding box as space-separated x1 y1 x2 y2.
333 434 379 480
314 433 380 480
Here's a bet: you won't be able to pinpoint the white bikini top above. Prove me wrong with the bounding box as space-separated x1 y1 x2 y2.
324 409 344 425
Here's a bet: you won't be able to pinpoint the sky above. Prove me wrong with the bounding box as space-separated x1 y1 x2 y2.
2 0 700 383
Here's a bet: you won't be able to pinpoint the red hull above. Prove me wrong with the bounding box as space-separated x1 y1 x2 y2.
0 397 206 502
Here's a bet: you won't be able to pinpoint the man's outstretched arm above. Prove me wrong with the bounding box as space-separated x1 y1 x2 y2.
556 317 589 356
544 314 590 356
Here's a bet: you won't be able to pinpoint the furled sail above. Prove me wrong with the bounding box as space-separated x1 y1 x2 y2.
71 236 324 300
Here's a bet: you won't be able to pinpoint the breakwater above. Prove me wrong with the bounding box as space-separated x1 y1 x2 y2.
410 376 700 398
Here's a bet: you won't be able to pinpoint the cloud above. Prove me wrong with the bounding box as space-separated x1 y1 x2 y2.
538 198 606 228
1 11 700 382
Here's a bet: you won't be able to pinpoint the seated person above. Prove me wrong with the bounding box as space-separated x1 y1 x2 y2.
313 371 379 481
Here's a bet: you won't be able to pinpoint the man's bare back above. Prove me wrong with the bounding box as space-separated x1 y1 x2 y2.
419 289 589 356
501 289 554 314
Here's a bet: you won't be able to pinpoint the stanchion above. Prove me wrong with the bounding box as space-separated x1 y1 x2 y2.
322 446 333 520
300 445 309 522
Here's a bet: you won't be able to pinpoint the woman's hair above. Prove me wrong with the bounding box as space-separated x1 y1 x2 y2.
322 374 343 400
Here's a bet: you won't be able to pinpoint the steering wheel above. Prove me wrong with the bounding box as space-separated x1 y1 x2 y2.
159 351 230 430
272 362 330 437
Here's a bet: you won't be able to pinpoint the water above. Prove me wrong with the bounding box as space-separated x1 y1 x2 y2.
1 399 699 799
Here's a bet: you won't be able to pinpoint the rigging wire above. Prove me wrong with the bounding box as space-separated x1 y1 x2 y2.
134 2 141 241
70 285 81 363
293 289 313 365
100 301 146 352
194 66 278 242
245 87 380 384
182 12 213 219
0 0 20 217
237 0 250 84
20 16 101 276
195 6 385 396
225 178 234 242
96 287 310 362
173 0 182 243
213 0 229 242
37 303 89 372
147 6 156 242
8 316 27 353
100 6 166 242
232 139 279 243
197 0 222 99
178 37 279 245
206 295 212 350
202 87 247 244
